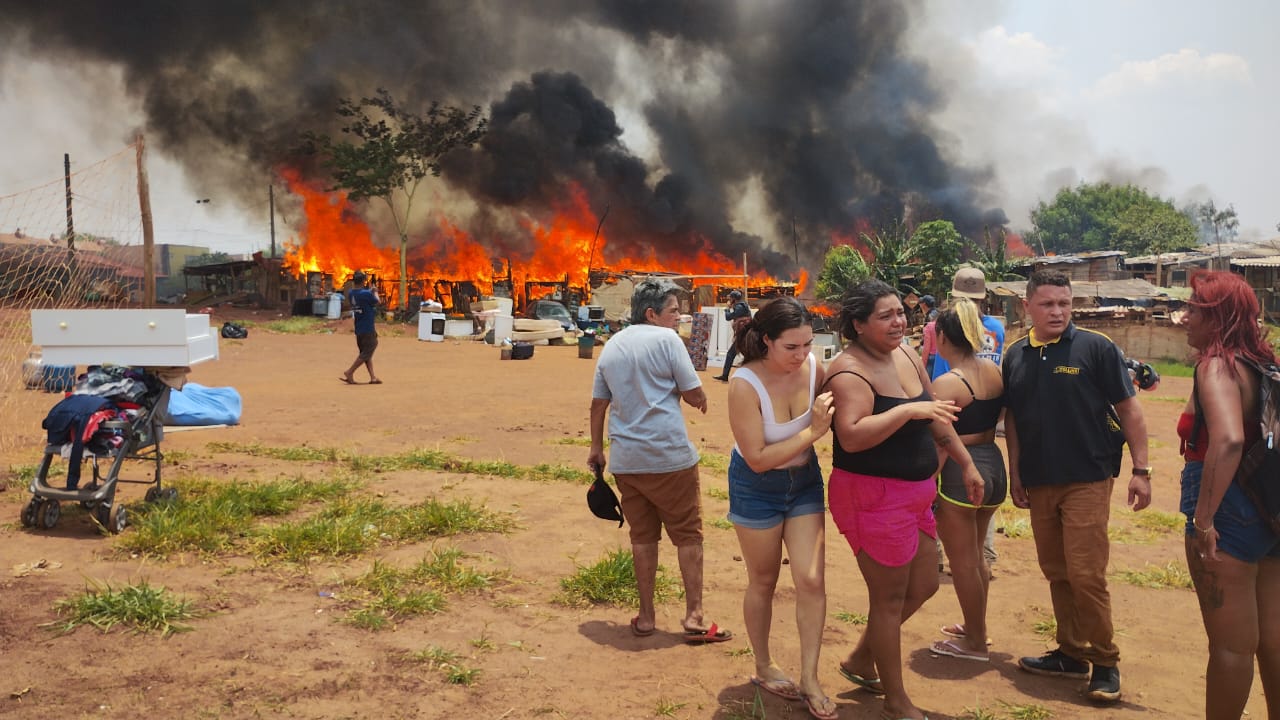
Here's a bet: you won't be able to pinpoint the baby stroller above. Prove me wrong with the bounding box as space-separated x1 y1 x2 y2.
21 366 176 534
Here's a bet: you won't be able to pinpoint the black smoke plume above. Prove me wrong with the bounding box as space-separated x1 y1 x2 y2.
0 0 1007 276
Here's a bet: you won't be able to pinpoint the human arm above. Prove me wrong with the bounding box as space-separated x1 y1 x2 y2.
1005 409 1028 508
588 397 610 472
1114 395 1152 511
1193 358 1248 561
681 386 708 414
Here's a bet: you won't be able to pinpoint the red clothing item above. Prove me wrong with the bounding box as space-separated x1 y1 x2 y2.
1178 410 1261 462
1177 412 1207 462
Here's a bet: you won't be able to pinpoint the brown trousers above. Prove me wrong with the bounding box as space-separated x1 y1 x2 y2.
1027 478 1120 667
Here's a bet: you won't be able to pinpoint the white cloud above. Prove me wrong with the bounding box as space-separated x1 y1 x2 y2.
967 25 1064 88
1088 48 1252 99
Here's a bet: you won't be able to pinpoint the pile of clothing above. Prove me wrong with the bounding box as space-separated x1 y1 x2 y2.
41 366 171 489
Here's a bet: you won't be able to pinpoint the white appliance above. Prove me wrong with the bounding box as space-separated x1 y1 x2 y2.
418 312 446 342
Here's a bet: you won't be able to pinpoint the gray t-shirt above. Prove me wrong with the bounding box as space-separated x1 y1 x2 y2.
592 323 701 474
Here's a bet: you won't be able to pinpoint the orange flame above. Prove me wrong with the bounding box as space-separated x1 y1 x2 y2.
281 171 805 306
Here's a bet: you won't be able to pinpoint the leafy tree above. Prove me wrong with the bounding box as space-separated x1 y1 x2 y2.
300 89 487 310
816 220 963 303
967 226 1023 281
1027 182 1194 256
816 244 871 303
907 220 963 298
1185 199 1239 246
187 252 233 267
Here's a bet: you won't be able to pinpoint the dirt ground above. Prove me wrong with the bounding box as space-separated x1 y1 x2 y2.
0 310 1250 719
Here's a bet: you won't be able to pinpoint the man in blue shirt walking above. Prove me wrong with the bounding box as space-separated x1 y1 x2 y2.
341 271 382 385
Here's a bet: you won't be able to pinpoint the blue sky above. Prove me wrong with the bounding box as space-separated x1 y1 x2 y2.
928 0 1277 240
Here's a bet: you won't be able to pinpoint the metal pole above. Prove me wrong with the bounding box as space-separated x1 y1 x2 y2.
136 135 157 307
64 153 74 248
269 183 276 258
742 252 748 299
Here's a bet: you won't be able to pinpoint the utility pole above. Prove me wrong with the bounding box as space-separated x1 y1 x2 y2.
136 134 156 307
268 183 276 258
63 153 74 249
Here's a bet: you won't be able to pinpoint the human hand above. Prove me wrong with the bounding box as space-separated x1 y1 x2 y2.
908 399 960 423
1127 473 1152 511
963 464 984 506
1194 520 1220 563
1010 476 1030 509
587 449 606 474
810 391 835 435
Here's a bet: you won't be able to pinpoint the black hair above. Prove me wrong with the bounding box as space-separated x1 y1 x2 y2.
1026 269 1070 299
736 296 809 362
837 278 898 342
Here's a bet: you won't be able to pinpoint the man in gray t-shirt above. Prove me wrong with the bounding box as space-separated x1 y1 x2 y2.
589 280 731 643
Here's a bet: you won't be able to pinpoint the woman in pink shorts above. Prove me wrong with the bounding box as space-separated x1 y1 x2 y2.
824 279 983 720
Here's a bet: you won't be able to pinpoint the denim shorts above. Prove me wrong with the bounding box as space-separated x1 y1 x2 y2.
727 450 825 529
1181 461 1280 562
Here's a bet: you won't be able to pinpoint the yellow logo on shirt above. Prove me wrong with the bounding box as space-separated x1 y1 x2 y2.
1054 365 1080 375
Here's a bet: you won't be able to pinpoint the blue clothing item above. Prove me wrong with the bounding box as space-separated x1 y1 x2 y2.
350 288 378 335
726 450 825 529
592 323 701 474
930 314 1005 379
1181 461 1280 562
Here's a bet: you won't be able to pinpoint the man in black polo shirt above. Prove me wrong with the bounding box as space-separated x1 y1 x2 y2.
1003 269 1151 704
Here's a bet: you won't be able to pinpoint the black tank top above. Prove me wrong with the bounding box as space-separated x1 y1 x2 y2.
948 372 1004 436
829 370 938 481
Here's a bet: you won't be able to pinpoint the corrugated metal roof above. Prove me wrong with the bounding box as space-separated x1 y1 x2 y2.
987 278 1165 300
1232 255 1280 268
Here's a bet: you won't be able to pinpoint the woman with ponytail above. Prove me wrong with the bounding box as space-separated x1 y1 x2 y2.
725 296 838 719
929 298 1006 662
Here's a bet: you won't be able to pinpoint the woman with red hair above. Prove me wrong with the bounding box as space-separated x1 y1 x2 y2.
1178 269 1280 719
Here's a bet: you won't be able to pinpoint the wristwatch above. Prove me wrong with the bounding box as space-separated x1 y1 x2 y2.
1132 467 1153 476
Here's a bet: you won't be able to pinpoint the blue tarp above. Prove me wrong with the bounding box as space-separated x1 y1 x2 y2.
159 383 242 426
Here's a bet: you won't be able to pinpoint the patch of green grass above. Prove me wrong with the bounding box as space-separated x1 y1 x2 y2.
995 511 1031 539
1152 360 1194 378
834 610 868 625
1031 613 1057 639
698 452 731 474
1114 562 1193 590
408 645 481 685
709 518 734 530
655 698 686 717
251 497 395 561
340 549 496 629
999 700 1053 720
51 580 199 636
1107 525 1157 545
119 474 357 557
390 498 515 541
724 646 753 657
209 442 598 484
553 437 604 448
961 707 999 720
1132 509 1184 533
1146 395 1189 404
5 463 39 490
706 487 729 501
556 549 678 608
471 632 496 652
254 317 328 334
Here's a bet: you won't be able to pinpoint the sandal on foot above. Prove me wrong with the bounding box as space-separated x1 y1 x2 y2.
837 665 885 695
750 676 800 701
629 616 654 637
803 694 839 720
683 622 733 644
929 639 990 662
940 624 993 645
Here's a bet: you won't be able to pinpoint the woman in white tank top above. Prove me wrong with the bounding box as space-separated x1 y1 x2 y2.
725 296 837 719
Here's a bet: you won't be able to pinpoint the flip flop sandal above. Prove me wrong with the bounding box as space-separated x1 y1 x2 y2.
750 676 801 701
683 622 733 644
629 616 654 637
929 639 990 662
940 624 993 645
803 693 839 720
837 666 885 695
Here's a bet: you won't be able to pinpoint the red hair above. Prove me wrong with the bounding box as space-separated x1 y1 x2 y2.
1187 270 1276 374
